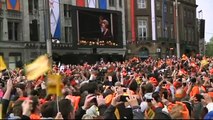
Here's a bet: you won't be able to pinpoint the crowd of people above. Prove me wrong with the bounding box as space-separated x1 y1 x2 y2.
0 55 213 119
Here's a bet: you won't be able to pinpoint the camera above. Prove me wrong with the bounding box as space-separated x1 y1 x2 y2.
144 93 153 102
123 88 127 92
183 82 187 86
190 78 196 83
162 80 167 84
210 78 213 83
120 95 129 102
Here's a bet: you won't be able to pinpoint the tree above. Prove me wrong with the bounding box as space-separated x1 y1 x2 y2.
205 36 213 56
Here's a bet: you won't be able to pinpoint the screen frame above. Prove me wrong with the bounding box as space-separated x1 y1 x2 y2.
71 6 123 48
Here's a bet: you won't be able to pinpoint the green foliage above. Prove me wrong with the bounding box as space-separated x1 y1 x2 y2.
206 36 213 56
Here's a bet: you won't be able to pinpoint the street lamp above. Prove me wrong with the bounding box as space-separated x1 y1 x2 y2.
43 0 53 66
174 0 180 58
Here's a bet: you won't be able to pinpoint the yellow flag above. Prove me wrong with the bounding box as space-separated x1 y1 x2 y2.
201 60 209 68
25 54 50 80
47 74 62 96
0 56 7 71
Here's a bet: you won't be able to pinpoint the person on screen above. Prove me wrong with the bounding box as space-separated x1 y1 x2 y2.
100 19 113 40
99 16 104 33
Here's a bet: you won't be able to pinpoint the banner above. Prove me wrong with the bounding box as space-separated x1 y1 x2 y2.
88 0 96 8
130 0 136 42
151 0 156 40
49 0 61 40
99 0 107 9
7 0 20 11
76 0 85 7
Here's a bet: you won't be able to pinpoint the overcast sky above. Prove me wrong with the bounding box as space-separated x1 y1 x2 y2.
196 0 213 42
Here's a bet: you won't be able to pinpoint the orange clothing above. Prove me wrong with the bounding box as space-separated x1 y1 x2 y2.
18 97 27 101
208 92 213 98
30 113 40 119
190 85 206 97
66 95 80 112
158 102 164 108
168 101 190 119
190 86 199 97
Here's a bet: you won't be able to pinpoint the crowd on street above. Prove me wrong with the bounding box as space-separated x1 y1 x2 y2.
0 55 213 119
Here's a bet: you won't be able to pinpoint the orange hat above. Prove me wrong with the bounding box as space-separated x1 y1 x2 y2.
149 77 158 87
173 81 182 89
105 94 113 106
122 71 127 77
210 69 213 75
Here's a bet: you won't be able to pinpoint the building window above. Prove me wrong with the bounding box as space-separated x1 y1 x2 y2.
192 11 194 19
188 28 191 41
137 19 147 40
64 4 71 18
119 0 122 8
190 11 194 19
137 0 146 9
9 53 21 69
109 0 115 7
156 0 161 11
157 18 162 38
8 21 20 41
28 0 38 14
164 23 168 38
0 53 3 57
187 11 190 18
30 20 39 41
184 9 186 17
65 27 72 43
170 24 174 39
192 28 194 41
185 27 187 41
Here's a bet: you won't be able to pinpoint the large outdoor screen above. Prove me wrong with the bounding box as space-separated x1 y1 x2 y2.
71 6 123 48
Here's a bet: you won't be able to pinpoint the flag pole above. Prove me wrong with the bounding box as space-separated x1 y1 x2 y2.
56 95 60 112
44 0 53 68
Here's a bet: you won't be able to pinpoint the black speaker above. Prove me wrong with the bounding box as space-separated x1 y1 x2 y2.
93 48 97 54
200 19 205 39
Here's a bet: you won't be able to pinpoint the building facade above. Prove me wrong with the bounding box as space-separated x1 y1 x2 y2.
125 0 199 59
0 0 126 69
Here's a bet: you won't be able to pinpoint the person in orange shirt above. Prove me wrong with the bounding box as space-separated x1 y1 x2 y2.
30 96 41 119
190 77 206 97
